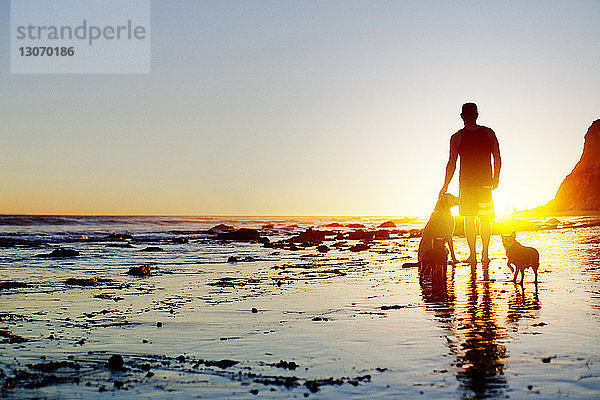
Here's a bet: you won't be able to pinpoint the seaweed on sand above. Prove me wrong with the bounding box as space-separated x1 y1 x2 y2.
65 277 112 286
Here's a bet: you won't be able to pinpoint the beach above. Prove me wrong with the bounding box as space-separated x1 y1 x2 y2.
1 215 600 399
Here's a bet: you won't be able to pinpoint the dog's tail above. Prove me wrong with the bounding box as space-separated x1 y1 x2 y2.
402 262 420 268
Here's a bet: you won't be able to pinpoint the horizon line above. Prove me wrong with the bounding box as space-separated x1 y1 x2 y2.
0 213 426 218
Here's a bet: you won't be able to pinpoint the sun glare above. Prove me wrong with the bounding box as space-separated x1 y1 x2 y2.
493 184 551 218
493 191 516 218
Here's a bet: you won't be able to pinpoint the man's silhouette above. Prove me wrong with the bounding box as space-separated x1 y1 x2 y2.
439 103 501 264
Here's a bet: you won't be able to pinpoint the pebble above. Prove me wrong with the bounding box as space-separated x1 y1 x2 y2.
107 354 124 370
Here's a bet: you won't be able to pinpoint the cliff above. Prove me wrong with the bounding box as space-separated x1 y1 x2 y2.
544 119 600 213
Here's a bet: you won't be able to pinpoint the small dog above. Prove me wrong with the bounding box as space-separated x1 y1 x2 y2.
501 231 539 284
419 237 448 283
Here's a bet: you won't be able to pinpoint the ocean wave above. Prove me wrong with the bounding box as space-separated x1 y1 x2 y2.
0 215 83 226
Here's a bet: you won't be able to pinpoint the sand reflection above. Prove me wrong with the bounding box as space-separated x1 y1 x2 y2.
421 264 542 399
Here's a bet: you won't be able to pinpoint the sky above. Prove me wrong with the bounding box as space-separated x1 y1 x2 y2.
1 0 599 216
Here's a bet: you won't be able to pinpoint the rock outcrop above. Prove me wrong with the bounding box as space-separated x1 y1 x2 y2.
216 228 261 242
545 119 600 213
35 248 80 258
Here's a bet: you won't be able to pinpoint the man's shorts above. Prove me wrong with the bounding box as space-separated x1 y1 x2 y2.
459 186 495 219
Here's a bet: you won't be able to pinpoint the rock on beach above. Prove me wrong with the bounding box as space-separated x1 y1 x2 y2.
35 248 79 258
217 228 261 242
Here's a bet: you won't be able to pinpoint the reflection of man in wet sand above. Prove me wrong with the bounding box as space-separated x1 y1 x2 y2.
420 265 509 398
439 103 501 264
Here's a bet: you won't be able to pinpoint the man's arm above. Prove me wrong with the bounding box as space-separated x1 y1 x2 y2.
439 134 459 198
490 129 501 190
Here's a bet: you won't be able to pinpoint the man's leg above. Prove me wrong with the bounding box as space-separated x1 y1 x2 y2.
464 216 477 263
477 186 494 264
459 187 478 264
480 217 491 263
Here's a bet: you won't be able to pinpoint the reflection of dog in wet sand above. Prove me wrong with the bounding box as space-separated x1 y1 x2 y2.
501 231 539 284
403 193 459 275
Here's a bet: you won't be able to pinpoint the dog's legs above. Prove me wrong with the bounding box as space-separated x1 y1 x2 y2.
447 236 458 264
512 265 518 282
533 265 538 283
421 264 433 283
519 269 524 285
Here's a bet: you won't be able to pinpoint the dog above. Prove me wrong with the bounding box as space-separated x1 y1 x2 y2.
403 193 459 270
418 193 459 265
501 231 539 284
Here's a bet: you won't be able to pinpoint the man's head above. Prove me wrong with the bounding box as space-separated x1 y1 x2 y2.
460 102 478 122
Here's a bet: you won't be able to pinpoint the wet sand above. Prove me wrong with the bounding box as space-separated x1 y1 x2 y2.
1 216 600 398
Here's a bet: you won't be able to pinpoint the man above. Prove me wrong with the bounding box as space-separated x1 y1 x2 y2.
439 103 501 264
